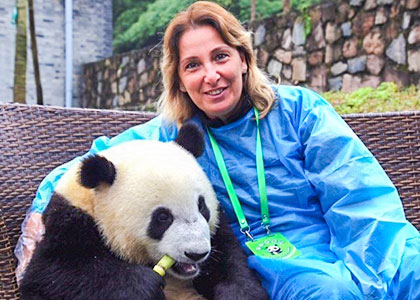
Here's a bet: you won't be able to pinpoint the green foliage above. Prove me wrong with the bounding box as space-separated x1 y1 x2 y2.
113 0 324 53
113 0 195 53
233 0 283 21
323 82 420 114
291 0 318 11
303 12 312 37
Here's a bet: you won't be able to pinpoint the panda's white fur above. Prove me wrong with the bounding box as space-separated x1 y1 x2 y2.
56 139 219 263
55 139 219 299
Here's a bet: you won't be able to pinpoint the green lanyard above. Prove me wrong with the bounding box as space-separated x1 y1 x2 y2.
207 108 270 240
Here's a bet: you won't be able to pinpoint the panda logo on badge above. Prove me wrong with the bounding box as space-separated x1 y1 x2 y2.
267 244 282 255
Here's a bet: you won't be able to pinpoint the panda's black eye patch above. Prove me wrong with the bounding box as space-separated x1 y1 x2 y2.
147 207 174 240
198 195 210 222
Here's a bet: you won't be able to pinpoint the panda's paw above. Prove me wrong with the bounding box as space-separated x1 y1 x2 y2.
138 268 167 300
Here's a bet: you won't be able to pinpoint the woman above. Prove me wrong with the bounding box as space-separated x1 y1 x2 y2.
16 2 420 299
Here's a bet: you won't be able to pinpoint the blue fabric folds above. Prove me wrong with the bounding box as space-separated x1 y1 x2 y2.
29 85 420 300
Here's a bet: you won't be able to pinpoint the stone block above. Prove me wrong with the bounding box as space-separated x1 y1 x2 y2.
348 55 367 74
282 65 292 79
137 59 146 74
293 46 306 57
307 22 326 51
331 61 348 75
292 18 306 46
363 31 385 55
111 82 117 94
377 0 393 4
338 2 354 22
282 28 292 50
257 48 270 68
406 0 420 9
386 34 406 64
342 74 362 92
341 22 352 38
292 58 307 82
385 20 400 40
274 49 293 64
350 0 364 6
366 55 385 75
390 3 401 18
321 2 336 22
118 76 127 93
308 51 324 66
375 7 388 25
139 72 149 88
328 76 343 91
408 25 420 44
267 59 283 78
364 0 378 10
352 12 375 37
309 6 322 23
326 22 342 44
408 50 420 72
402 12 411 30
254 24 266 46
325 44 342 64
343 38 358 58
361 75 381 88
121 56 129 68
310 66 328 92
384 66 409 86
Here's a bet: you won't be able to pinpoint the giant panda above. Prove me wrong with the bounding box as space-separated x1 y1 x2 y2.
19 124 269 300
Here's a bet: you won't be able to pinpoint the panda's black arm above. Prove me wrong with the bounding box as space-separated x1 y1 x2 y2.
19 194 167 300
193 208 269 300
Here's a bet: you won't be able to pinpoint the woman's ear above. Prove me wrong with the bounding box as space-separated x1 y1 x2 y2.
179 82 186 92
240 52 247 74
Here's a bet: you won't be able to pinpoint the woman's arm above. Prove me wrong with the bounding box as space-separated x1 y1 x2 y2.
296 88 417 299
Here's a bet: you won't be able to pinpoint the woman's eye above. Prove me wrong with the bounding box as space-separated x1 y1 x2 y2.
186 62 199 70
215 53 228 61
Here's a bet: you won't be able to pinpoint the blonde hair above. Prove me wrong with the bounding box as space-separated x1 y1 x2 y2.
158 1 275 125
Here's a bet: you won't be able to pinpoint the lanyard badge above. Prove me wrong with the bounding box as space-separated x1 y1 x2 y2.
207 108 300 259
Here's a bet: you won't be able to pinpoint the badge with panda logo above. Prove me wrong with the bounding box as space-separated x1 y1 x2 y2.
245 233 301 259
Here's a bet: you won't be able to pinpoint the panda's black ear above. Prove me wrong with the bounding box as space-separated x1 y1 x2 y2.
175 123 204 158
80 155 116 188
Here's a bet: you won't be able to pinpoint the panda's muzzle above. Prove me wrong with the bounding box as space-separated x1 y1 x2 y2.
172 262 199 278
172 251 209 278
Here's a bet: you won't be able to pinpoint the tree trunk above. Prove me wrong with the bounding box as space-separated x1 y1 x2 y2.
283 0 291 14
13 0 27 104
28 0 43 105
250 0 256 23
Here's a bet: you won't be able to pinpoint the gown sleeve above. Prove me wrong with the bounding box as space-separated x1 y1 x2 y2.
14 115 177 283
297 87 412 299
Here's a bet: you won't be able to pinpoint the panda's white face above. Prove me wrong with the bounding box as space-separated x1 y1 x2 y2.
57 137 219 280
147 195 212 279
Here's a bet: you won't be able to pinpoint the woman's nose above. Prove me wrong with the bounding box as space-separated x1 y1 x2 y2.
203 65 220 85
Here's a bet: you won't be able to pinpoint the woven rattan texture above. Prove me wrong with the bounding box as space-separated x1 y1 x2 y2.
0 103 419 299
343 112 420 229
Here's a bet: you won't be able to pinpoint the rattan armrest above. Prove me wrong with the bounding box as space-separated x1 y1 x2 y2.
0 210 19 300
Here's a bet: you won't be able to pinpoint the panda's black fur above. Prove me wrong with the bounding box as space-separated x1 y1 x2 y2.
19 124 269 300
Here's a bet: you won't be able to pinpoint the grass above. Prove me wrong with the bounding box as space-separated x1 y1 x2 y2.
322 82 420 114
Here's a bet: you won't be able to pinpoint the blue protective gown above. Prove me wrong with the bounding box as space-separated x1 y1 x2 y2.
25 85 420 300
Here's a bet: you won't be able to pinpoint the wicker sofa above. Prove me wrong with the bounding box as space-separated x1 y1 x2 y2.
1 102 419 299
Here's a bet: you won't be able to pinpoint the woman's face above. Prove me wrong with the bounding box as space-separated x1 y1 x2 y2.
177 25 247 120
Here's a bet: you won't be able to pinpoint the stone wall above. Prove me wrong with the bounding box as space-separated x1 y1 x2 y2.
0 1 17 102
82 0 420 111
0 0 112 106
